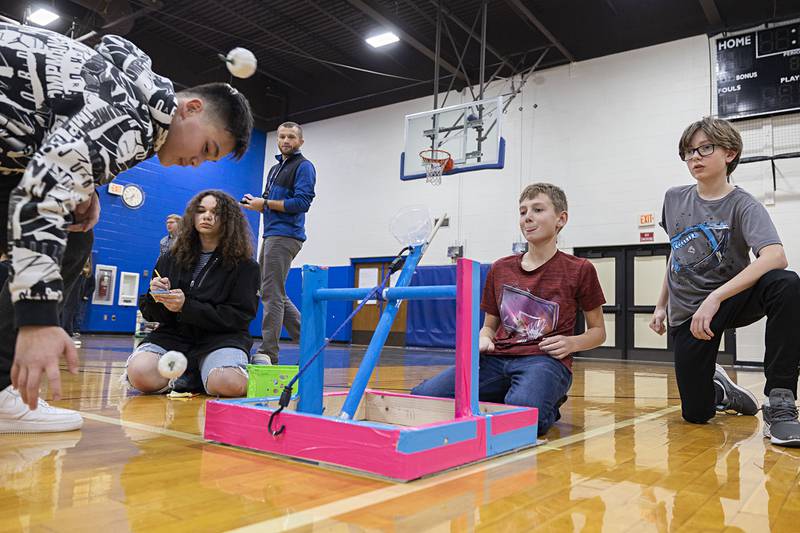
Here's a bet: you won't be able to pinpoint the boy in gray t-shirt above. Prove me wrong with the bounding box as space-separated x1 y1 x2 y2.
651 117 800 448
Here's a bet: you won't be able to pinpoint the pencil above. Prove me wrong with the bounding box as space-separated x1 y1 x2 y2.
154 269 161 278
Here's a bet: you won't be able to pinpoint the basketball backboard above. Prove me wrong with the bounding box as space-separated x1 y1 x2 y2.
401 96 506 181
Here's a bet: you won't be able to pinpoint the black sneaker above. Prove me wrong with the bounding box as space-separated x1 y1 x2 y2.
713 364 758 415
172 369 204 394
762 388 800 448
554 395 568 422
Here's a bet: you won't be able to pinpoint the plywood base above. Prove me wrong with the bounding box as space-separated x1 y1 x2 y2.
204 390 539 481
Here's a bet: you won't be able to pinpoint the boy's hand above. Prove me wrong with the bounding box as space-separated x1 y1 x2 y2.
240 194 265 212
649 307 667 335
479 336 495 353
67 193 100 232
11 326 79 410
539 335 576 359
691 294 720 341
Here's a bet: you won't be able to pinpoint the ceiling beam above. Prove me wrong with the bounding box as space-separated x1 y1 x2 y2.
698 0 723 27
137 14 307 94
266 3 373 73
345 0 465 80
139 1 353 84
72 1 163 42
264 2 418 82
504 0 575 62
302 0 416 76
423 0 514 72
207 0 353 82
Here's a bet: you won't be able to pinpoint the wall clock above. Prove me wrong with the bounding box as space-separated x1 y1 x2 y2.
121 184 145 209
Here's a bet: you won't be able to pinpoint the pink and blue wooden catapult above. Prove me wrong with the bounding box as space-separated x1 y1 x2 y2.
204 246 539 481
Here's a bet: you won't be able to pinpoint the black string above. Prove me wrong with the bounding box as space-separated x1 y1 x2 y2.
267 246 410 437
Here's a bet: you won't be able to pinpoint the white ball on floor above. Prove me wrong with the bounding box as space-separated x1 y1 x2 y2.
158 351 187 379
225 47 257 78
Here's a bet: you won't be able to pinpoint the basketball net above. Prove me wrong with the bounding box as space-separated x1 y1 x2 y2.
419 149 452 186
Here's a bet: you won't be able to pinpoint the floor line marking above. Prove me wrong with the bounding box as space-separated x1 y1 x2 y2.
79 411 206 442
78 377 767 532
226 404 683 532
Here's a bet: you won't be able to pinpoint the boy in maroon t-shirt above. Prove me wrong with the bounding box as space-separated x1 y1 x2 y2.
411 183 606 436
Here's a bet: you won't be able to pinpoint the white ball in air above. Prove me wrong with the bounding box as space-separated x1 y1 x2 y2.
158 351 188 379
225 47 257 79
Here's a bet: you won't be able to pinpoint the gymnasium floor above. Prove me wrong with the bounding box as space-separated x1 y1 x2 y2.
2 336 798 532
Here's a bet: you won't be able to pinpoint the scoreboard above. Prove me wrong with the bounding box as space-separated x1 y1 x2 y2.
712 18 800 119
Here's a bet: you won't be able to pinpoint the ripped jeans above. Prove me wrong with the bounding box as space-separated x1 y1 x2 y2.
127 343 248 394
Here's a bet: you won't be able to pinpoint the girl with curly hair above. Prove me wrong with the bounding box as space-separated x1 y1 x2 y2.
126 190 260 397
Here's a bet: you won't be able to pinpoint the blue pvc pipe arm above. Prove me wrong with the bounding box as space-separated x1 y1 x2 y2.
338 245 424 419
384 285 456 300
315 285 456 302
314 288 373 301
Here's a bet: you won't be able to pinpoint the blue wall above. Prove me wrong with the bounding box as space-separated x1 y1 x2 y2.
85 130 266 333
405 264 491 349
282 265 353 342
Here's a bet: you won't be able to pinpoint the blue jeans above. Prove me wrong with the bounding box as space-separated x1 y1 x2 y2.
411 355 572 436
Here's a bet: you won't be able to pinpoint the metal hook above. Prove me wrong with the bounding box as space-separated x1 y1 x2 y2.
267 385 294 437
268 406 285 436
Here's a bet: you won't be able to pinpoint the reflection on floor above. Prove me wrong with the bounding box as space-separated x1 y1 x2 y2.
1 335 798 532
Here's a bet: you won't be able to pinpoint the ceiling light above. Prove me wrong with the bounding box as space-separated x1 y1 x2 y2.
28 7 60 27
366 32 399 48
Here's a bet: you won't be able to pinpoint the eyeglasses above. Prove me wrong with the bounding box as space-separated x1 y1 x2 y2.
681 143 716 161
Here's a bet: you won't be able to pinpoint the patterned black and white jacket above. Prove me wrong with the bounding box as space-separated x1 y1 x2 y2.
0 23 176 326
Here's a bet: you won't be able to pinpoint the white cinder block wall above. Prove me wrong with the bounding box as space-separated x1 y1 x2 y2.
262 35 799 363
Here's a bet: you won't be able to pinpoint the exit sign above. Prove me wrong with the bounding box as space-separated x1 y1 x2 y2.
639 213 655 227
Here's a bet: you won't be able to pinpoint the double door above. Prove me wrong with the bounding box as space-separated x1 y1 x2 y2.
351 261 407 346
574 245 735 363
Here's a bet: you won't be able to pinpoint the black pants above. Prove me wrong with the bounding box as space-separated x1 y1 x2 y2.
671 269 800 424
61 276 86 336
0 178 93 390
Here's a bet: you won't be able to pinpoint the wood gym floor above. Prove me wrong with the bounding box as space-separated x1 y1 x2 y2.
2 335 799 532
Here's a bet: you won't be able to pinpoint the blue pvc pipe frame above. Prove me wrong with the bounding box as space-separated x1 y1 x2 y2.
298 245 477 419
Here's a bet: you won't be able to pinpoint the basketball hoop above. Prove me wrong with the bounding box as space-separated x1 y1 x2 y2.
419 149 453 186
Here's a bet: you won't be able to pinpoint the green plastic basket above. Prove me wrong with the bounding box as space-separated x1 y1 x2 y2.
246 364 300 398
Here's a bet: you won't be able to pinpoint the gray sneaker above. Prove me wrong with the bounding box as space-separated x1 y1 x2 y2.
713 364 758 415
250 353 274 366
762 388 800 447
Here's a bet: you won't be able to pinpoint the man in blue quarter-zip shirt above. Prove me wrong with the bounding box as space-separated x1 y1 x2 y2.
241 122 316 364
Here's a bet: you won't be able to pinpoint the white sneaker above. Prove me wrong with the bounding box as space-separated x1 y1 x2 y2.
0 385 83 433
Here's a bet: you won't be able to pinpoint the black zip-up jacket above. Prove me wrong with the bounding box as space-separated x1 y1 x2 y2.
139 251 260 358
